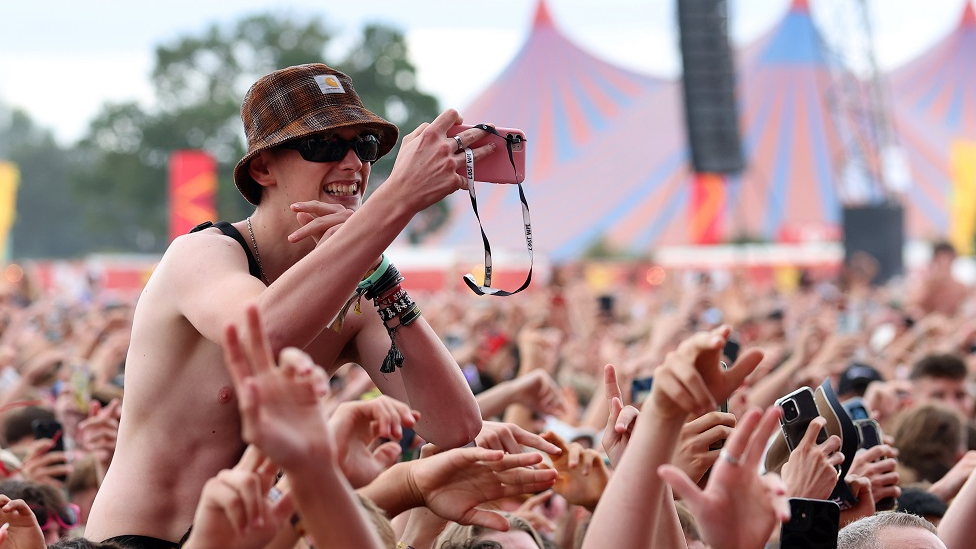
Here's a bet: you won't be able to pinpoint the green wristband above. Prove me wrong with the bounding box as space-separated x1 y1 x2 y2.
358 254 390 291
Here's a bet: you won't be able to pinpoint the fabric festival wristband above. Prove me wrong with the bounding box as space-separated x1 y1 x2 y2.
358 254 390 292
461 123 533 296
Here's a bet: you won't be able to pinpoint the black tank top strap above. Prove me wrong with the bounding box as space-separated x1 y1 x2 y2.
189 220 263 283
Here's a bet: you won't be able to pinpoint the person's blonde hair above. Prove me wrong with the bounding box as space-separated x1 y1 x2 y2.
435 512 545 549
357 494 396 548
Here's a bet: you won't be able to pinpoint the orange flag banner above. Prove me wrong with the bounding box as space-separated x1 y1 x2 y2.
168 150 217 242
0 162 20 261
690 172 726 244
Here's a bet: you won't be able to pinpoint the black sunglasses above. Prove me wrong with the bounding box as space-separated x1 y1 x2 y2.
280 134 380 163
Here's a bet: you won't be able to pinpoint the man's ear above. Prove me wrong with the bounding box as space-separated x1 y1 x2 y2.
248 150 278 187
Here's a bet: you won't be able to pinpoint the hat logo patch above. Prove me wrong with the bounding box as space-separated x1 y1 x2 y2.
314 74 346 94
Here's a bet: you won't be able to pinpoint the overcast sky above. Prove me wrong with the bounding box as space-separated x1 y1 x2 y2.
0 0 967 145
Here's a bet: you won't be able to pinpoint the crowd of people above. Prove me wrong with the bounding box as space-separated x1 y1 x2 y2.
0 63 970 549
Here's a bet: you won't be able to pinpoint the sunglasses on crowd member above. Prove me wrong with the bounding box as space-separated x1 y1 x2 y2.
29 503 80 531
280 134 380 163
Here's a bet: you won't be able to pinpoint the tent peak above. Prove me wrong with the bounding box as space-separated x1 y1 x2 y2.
961 0 976 28
532 0 554 29
791 0 810 13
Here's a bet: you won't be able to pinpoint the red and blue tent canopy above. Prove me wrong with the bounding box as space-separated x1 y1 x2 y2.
424 1 676 261
426 0 855 259
888 0 976 240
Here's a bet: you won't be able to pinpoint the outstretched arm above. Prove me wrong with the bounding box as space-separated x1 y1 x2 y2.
354 311 481 449
359 445 556 524
938 457 976 549
223 304 385 549
582 326 766 549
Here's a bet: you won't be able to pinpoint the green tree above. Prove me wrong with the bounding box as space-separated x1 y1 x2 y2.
0 103 90 258
71 12 441 254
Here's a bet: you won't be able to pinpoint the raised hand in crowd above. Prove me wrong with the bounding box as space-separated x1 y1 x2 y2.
514 326 562 376
793 331 860 389
470 420 562 456
87 330 129 390
780 416 844 500
541 431 609 512
838 473 875 527
583 326 766 549
327 395 418 488
0 495 45 549
475 368 565 420
181 446 293 549
863 379 913 429
76 398 121 482
848 443 901 506
601 363 638 468
929 450 976 503
938 449 976 549
512 490 556 537
17 439 71 488
659 406 790 549
673 411 737 486
223 304 385 549
360 443 557 530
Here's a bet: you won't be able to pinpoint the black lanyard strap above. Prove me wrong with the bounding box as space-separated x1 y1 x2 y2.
461 123 533 296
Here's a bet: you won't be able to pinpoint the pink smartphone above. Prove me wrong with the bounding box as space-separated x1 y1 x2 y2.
447 124 526 184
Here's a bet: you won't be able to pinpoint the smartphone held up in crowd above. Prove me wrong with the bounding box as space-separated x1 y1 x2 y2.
447 124 526 183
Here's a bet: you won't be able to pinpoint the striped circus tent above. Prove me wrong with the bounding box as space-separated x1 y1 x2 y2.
425 0 857 260
888 0 976 246
424 0 677 261
725 0 846 243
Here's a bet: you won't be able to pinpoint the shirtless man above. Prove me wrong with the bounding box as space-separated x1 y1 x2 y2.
85 64 488 547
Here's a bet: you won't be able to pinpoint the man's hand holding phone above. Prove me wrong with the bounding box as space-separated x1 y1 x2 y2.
446 124 526 184
674 411 736 485
19 437 71 487
780 417 844 501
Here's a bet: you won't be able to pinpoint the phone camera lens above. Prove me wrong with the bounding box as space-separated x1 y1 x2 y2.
782 399 800 422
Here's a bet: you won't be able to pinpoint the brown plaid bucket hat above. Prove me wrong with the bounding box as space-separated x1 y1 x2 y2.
233 63 399 205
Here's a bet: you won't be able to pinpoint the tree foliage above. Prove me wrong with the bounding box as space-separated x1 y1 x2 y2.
0 103 92 258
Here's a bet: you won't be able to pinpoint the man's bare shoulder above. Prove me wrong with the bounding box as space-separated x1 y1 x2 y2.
155 226 251 283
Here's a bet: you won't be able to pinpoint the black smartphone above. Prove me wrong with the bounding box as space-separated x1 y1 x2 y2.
597 295 615 319
855 418 882 449
723 338 741 364
718 358 730 414
631 376 653 406
709 361 731 451
776 387 828 451
31 419 67 482
843 397 870 421
854 418 896 511
780 498 840 549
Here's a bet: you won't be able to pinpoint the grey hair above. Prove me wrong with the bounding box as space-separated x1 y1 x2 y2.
436 512 545 549
837 512 939 549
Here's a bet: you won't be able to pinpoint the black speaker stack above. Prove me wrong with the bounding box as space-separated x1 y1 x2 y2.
677 0 744 175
